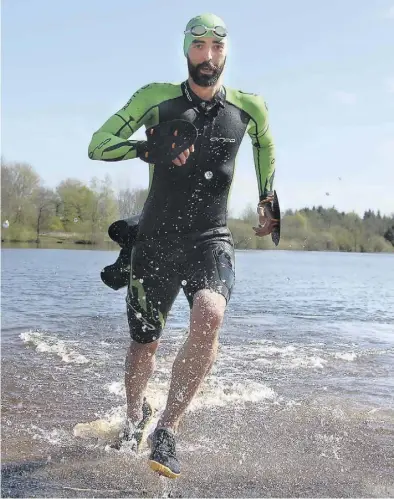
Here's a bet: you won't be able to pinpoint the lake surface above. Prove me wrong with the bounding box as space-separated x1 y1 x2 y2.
1 248 394 497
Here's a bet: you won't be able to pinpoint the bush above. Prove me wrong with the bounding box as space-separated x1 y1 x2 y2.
2 224 36 242
361 235 394 253
48 216 65 232
228 219 256 249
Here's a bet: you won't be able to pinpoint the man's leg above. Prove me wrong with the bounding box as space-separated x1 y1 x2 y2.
156 289 226 431
125 339 159 422
148 237 235 477
123 240 180 432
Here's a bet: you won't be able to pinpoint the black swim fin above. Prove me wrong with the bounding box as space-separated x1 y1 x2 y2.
100 214 140 290
107 214 140 247
100 248 131 290
271 190 281 246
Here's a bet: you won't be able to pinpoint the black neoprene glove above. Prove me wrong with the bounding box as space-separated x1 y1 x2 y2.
136 119 198 164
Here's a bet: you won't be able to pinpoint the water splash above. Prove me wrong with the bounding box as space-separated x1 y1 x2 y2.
20 331 89 365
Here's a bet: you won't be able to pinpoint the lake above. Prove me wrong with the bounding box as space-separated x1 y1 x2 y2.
1 248 394 497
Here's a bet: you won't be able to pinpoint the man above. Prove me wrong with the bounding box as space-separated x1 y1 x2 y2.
88 13 277 479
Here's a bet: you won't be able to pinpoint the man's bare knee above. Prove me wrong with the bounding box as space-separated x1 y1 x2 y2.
129 339 159 353
191 290 226 340
127 339 159 363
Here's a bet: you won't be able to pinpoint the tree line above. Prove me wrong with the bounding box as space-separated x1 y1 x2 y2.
1 159 394 253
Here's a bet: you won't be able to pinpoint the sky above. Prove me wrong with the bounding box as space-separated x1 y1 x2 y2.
2 0 394 217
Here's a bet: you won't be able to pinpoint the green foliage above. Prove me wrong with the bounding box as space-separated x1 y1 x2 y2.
1 160 393 253
383 225 394 246
2 223 36 243
1 159 41 227
48 216 65 232
56 179 96 231
278 207 394 253
228 219 257 249
240 204 256 226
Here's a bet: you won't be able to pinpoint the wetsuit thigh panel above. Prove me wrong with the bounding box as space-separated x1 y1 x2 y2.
182 238 235 308
126 242 181 343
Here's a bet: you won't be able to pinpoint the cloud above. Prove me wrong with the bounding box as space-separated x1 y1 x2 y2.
384 5 394 18
332 90 357 105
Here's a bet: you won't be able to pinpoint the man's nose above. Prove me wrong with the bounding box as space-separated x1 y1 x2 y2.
202 45 213 60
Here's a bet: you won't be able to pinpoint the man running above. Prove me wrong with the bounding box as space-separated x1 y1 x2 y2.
88 13 277 478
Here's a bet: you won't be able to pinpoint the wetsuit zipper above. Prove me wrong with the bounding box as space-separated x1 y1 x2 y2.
196 113 213 163
185 113 212 222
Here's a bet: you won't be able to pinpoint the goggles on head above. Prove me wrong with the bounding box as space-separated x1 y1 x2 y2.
184 24 228 38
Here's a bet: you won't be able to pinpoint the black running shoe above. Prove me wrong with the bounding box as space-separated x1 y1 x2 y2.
148 428 181 478
111 398 153 451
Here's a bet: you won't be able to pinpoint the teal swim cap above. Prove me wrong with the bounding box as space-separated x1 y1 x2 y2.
183 13 228 56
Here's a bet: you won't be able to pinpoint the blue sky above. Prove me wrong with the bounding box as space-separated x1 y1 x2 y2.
2 0 394 216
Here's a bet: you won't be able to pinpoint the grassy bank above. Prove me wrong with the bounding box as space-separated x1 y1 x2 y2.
1 230 119 251
2 224 394 253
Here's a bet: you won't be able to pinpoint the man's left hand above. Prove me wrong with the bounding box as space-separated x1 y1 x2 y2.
253 197 279 237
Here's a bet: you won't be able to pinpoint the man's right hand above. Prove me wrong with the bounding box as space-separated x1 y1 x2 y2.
172 145 195 166
138 119 197 164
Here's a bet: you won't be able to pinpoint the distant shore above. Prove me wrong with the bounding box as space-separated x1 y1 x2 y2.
1 232 118 251
2 232 394 254
3 160 394 254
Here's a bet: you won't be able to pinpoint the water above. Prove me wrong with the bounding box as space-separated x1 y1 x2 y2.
1 248 394 497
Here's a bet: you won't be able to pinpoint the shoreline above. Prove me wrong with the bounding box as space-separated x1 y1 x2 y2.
2 240 394 254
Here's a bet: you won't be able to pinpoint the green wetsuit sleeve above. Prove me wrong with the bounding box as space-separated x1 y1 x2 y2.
245 95 276 201
88 83 181 162
225 89 276 202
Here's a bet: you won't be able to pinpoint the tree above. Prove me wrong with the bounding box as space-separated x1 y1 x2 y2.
241 204 257 226
56 178 95 232
384 226 394 246
31 187 56 243
343 212 363 252
2 156 394 252
117 187 148 218
228 218 257 249
88 175 119 242
1 160 41 226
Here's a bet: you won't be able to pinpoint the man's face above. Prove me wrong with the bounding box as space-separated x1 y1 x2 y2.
187 37 227 87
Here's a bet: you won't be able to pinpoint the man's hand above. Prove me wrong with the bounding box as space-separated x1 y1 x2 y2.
172 144 195 166
139 119 197 164
253 196 279 238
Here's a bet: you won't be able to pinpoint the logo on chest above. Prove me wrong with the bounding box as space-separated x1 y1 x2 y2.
210 137 236 143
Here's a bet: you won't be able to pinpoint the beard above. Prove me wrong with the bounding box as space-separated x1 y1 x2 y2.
187 56 226 87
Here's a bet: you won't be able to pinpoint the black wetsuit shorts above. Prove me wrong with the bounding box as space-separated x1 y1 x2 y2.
126 228 235 344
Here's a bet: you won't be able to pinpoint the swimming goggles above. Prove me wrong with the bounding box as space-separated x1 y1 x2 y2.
184 25 228 38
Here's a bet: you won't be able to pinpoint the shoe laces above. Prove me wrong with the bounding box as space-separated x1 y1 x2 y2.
155 429 176 456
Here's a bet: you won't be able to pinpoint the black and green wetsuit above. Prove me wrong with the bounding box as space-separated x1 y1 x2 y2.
89 80 275 239
88 80 276 343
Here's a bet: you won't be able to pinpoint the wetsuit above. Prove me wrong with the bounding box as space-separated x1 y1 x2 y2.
88 80 275 343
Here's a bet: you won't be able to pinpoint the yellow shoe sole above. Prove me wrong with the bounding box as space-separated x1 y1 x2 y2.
148 459 181 479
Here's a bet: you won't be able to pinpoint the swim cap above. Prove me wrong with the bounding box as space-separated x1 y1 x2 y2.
183 13 228 56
